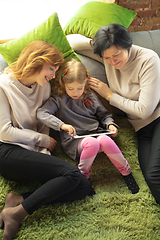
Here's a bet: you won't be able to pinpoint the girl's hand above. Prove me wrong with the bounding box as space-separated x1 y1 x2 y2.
109 124 118 137
61 124 76 136
48 137 57 152
88 77 113 101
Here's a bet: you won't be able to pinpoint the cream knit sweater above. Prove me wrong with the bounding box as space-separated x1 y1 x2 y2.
105 45 160 131
0 74 51 154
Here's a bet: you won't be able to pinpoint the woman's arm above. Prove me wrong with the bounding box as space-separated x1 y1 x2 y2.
89 55 160 119
110 56 160 119
66 34 104 64
0 89 50 149
88 77 113 101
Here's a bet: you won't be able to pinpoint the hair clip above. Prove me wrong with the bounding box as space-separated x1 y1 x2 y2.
62 69 68 77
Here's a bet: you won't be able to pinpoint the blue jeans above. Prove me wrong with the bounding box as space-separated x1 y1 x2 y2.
0 142 92 214
137 116 160 204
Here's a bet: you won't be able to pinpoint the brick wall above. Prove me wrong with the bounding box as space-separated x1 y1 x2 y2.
115 0 160 32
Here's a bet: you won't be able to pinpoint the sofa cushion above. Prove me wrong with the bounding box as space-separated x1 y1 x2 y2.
77 53 108 84
130 30 160 58
64 1 136 38
0 12 79 65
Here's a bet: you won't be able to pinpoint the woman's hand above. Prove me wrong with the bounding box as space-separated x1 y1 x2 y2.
88 77 113 101
48 137 57 152
61 124 76 136
108 124 118 138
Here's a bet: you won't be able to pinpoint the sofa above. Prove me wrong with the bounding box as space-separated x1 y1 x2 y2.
67 30 160 82
0 30 160 89
1 29 160 115
66 29 160 115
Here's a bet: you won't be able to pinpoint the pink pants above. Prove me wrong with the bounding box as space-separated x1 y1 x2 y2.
77 135 131 179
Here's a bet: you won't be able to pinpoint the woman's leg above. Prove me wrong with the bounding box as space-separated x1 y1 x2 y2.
2 204 28 240
97 135 139 194
0 193 23 229
137 117 160 204
77 137 100 179
0 143 91 213
0 143 92 239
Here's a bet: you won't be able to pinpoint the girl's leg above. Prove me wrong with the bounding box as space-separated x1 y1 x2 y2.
77 137 100 179
97 135 139 194
97 135 131 175
137 117 160 204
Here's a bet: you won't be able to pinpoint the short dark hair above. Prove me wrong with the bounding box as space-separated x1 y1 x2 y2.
92 24 132 57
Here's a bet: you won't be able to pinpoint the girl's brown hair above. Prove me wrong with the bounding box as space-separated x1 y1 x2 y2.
4 40 64 80
53 58 91 95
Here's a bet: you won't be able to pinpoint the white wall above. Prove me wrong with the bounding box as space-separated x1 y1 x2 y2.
0 0 97 39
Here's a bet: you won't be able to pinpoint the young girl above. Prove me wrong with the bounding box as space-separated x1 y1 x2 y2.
37 58 139 194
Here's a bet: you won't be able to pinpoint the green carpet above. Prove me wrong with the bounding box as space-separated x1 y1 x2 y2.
0 116 160 240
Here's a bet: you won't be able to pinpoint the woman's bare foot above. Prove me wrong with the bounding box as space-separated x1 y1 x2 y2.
2 204 28 240
0 193 23 229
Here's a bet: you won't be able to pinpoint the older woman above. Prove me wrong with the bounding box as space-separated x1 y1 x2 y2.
88 23 160 204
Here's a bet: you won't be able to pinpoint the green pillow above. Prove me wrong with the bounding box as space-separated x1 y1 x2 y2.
0 12 79 65
64 2 137 38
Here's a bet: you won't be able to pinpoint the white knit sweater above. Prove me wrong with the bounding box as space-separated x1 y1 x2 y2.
0 74 51 154
105 45 160 131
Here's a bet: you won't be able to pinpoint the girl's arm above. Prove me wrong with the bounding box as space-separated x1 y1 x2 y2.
0 89 50 149
108 124 118 137
61 124 76 136
37 98 76 136
37 97 64 131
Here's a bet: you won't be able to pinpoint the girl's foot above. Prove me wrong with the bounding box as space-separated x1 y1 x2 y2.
123 173 139 194
2 204 28 240
0 193 23 229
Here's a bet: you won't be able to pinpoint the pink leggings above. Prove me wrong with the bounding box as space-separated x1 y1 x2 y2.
77 135 131 179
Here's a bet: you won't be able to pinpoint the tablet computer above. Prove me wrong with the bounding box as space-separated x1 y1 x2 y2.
71 129 116 139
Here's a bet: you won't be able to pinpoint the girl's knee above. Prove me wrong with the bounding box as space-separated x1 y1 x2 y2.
97 135 118 152
82 137 100 154
97 135 112 144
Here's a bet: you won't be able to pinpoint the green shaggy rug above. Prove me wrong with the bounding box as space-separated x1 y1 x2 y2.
0 116 160 240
